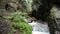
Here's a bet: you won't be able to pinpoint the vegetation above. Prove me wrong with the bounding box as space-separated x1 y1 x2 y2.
0 0 60 34
10 12 32 34
0 11 32 34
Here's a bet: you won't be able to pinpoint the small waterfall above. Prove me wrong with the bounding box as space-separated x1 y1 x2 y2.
28 21 50 34
24 19 50 34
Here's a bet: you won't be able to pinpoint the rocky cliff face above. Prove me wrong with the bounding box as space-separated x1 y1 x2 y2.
0 0 32 12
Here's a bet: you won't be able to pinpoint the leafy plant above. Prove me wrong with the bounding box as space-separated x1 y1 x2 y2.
10 12 32 34
0 11 32 34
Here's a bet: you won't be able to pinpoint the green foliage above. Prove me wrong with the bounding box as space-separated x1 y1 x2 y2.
26 0 33 11
10 12 32 34
0 10 32 34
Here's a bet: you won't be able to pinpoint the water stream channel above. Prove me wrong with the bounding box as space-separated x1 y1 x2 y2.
25 19 50 34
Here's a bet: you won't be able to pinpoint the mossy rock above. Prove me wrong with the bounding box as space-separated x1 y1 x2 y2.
0 21 13 34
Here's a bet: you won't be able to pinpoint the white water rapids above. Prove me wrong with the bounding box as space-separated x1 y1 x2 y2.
24 19 50 34
29 21 50 34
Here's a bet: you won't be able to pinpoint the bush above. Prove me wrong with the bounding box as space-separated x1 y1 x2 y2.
0 11 32 34
10 12 32 34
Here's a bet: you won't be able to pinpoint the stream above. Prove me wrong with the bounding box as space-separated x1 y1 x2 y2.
24 19 50 34
28 21 50 34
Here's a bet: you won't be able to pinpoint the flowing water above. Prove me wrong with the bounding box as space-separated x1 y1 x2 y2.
28 21 50 34
24 19 50 34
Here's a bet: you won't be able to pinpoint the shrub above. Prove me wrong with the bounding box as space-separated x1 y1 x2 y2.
10 12 32 34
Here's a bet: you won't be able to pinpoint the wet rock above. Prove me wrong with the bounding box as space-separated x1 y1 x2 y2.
0 21 12 34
